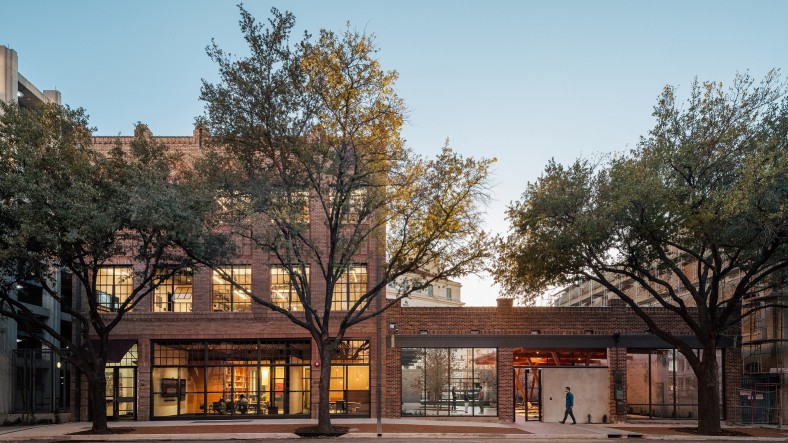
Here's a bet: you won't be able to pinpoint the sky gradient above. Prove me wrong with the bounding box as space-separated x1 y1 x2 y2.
3 0 787 305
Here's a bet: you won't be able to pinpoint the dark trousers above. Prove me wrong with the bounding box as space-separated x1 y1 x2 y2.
562 406 576 423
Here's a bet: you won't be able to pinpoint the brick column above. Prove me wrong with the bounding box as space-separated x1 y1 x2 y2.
136 339 151 421
724 347 742 423
497 348 514 422
607 347 627 423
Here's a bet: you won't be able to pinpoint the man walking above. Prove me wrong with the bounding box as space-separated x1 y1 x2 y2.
560 386 576 424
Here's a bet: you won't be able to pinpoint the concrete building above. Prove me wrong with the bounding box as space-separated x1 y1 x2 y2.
0 45 69 423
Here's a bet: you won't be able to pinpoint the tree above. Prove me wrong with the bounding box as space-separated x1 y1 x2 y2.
197 7 494 432
494 72 788 434
0 103 227 431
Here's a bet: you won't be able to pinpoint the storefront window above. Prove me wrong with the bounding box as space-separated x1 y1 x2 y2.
401 347 497 417
151 340 311 418
329 340 370 415
626 349 723 420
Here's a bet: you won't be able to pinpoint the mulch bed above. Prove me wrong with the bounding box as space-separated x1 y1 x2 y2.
613 426 788 438
70 423 529 435
70 427 134 435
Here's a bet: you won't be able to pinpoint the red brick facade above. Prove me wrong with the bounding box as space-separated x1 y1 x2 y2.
75 131 741 424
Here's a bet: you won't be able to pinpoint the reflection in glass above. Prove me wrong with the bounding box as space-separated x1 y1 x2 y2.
401 348 497 417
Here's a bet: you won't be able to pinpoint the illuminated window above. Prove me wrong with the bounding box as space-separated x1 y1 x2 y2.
153 268 193 312
212 266 252 312
271 266 308 311
96 267 133 312
332 265 367 311
215 192 252 224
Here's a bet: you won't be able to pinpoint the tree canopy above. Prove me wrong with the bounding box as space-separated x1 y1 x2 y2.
495 71 788 434
0 103 229 431
197 7 494 432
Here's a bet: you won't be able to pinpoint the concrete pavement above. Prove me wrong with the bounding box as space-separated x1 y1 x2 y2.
0 417 784 441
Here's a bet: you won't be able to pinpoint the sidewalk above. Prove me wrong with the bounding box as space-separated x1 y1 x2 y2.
0 418 784 441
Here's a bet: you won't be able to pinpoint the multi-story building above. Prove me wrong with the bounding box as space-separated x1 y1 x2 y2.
387 271 464 307
0 45 70 423
1 46 747 426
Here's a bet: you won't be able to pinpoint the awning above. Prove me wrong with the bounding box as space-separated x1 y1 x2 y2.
90 339 137 363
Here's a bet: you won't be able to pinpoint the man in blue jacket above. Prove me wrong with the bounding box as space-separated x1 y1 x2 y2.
560 386 576 424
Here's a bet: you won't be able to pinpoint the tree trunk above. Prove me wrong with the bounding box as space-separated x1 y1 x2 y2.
695 347 722 434
87 370 108 432
316 345 334 432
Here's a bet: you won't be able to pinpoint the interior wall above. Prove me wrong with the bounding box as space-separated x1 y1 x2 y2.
541 367 609 423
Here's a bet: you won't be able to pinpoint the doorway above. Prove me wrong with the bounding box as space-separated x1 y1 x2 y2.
514 367 542 421
106 367 136 420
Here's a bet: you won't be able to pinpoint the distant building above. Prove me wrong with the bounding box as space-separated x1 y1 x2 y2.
387 271 464 307
0 45 70 422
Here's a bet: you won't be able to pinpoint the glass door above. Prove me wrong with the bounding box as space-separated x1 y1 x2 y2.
105 367 136 420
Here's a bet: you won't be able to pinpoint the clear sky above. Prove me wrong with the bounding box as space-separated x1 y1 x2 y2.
3 0 786 306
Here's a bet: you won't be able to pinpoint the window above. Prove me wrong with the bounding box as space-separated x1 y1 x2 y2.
215 192 252 224
401 347 497 417
270 190 309 225
330 188 367 223
271 266 308 311
96 267 133 312
153 268 193 312
427 285 434 297
332 265 367 311
212 266 252 312
446 288 452 299
329 340 370 415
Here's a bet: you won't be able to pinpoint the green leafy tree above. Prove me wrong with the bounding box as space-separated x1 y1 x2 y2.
495 72 787 434
197 7 494 432
0 103 228 431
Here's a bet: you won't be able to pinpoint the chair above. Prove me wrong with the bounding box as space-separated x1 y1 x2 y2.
212 402 224 414
237 402 248 414
335 400 347 414
226 401 235 414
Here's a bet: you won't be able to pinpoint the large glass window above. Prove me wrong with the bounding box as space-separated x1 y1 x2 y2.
153 268 193 312
332 266 367 311
401 347 497 417
626 349 723 420
96 267 133 312
212 266 252 312
152 340 311 418
329 340 370 415
271 266 308 311
215 192 252 224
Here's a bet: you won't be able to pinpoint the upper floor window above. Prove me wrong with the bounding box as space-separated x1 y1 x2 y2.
96 266 133 312
332 265 367 311
446 287 452 300
270 190 310 225
330 188 367 223
153 268 193 312
215 192 252 224
212 266 252 312
271 265 309 311
427 285 434 297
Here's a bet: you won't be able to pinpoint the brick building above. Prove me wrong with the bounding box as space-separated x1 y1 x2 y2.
63 129 742 424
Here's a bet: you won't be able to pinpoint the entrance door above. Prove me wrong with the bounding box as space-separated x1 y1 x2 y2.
514 367 542 421
106 367 136 420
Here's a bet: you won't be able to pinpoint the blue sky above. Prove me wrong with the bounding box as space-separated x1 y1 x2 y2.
3 0 786 305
